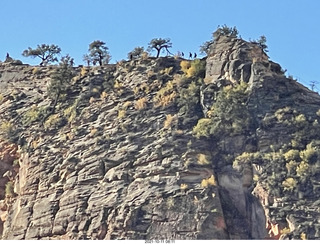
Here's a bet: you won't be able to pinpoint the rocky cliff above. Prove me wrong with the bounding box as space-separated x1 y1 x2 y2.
0 36 320 240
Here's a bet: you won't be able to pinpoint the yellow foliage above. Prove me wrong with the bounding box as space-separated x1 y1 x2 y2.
114 80 123 89
1 121 13 131
89 97 96 104
67 132 75 140
181 59 205 78
162 67 173 75
123 101 132 110
197 153 211 165
193 118 213 138
5 182 14 197
175 129 184 135
280 227 291 234
186 65 197 77
201 175 216 188
44 114 61 130
180 183 188 190
296 161 309 178
300 232 307 240
141 51 149 60
118 109 126 119
31 140 39 149
166 197 175 208
32 67 39 75
133 86 139 95
300 143 317 163
284 149 300 161
163 114 177 129
91 87 100 94
90 127 98 136
180 60 191 74
147 70 155 78
80 66 88 77
64 101 78 123
285 160 298 174
24 106 40 124
1 121 15 139
154 91 176 108
282 177 297 191
172 74 184 87
100 91 108 99
141 83 150 94
135 97 148 110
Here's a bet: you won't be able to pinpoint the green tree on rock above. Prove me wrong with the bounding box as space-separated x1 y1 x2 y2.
199 40 214 55
148 38 172 58
22 44 61 66
48 55 75 112
88 40 111 66
257 35 268 52
128 46 145 60
200 25 239 55
213 24 239 40
82 54 91 66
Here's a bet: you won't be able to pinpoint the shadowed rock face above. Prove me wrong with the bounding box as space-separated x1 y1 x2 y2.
0 37 319 240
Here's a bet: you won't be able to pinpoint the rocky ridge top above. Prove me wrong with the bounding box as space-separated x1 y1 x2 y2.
0 36 320 240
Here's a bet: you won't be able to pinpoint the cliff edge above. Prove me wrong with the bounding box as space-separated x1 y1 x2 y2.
0 36 320 240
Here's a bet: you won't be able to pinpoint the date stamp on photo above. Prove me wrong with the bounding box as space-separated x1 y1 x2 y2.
145 240 175 244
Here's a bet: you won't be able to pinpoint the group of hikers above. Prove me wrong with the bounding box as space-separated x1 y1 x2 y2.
177 51 197 59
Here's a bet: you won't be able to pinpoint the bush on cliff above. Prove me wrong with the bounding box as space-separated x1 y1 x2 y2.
193 81 250 138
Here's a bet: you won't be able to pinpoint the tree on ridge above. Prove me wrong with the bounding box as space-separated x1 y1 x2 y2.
87 40 111 66
148 38 172 58
22 44 61 66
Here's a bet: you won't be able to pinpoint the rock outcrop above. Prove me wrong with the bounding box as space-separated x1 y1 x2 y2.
0 36 319 240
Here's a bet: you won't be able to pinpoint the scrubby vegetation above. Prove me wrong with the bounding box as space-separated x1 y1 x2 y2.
22 44 61 66
193 81 250 138
5 181 14 197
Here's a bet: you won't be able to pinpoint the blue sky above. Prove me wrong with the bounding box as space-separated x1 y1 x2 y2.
1 0 319 87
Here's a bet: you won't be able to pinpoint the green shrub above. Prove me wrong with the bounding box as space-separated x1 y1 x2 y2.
180 59 206 78
282 177 297 191
0 93 4 104
284 149 300 161
177 81 201 115
193 81 250 139
233 152 263 168
193 118 214 138
285 160 298 175
44 114 64 130
23 105 48 125
296 161 310 179
0 121 16 141
48 55 75 109
300 143 317 163
5 181 14 197
197 153 211 165
294 114 308 128
201 175 216 188
64 99 79 123
180 60 191 74
154 81 177 108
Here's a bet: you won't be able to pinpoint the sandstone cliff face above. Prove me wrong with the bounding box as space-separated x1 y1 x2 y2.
0 37 319 240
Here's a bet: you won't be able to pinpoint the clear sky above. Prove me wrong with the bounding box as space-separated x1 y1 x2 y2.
1 0 319 87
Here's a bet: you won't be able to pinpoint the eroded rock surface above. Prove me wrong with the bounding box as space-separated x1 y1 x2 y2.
0 36 319 240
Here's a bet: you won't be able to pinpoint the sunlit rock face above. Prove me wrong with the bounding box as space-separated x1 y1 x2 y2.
0 35 320 240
